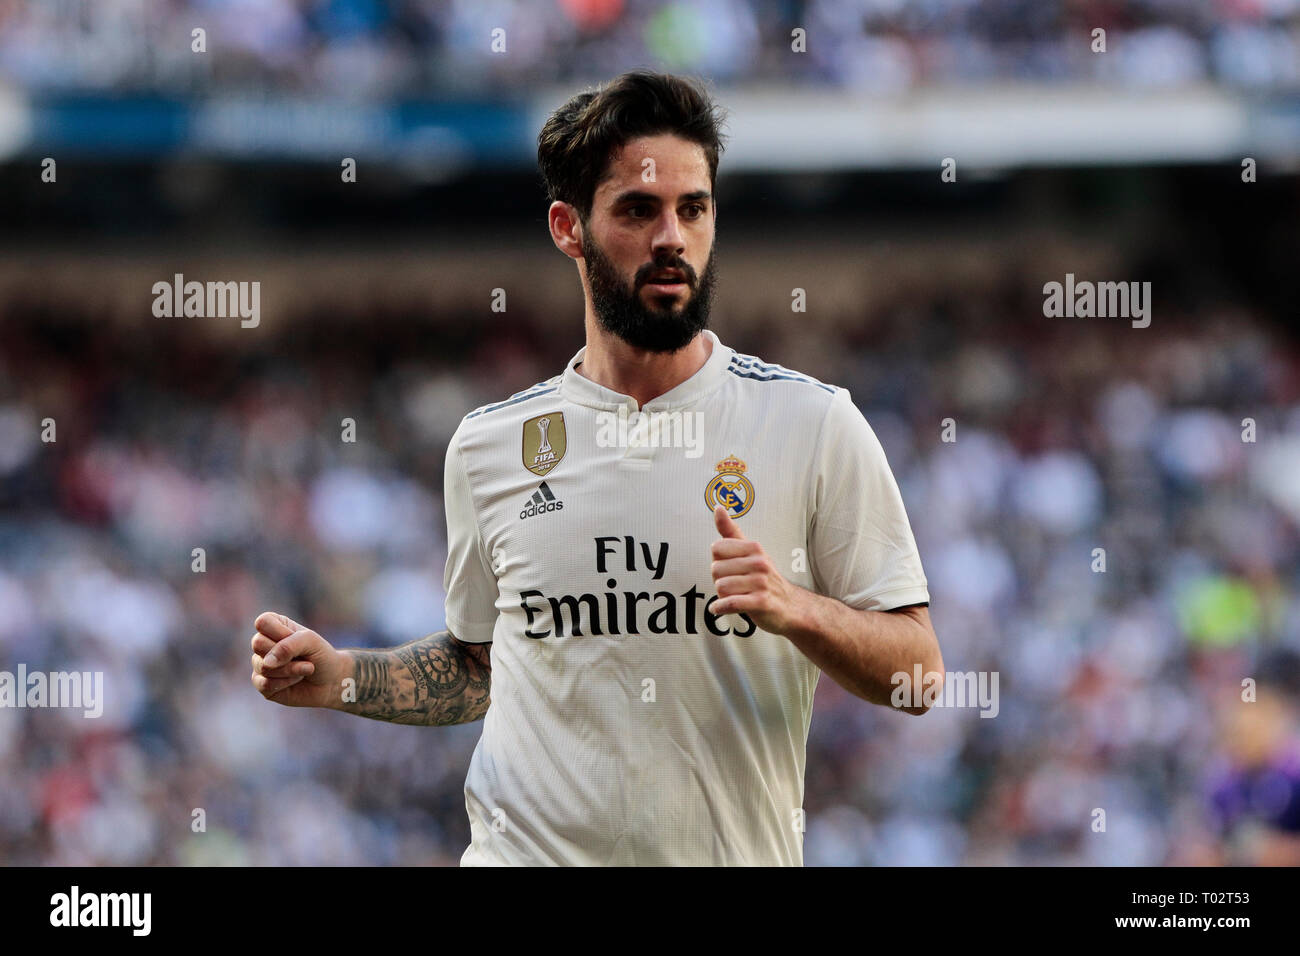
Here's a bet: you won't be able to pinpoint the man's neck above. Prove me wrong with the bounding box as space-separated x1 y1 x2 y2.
575 323 712 410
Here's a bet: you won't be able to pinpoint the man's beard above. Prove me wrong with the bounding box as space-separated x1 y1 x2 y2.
582 230 717 354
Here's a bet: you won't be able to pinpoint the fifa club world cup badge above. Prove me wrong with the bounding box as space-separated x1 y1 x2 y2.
523 411 566 477
705 454 754 517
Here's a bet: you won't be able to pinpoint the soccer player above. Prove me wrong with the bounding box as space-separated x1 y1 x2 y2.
250 70 943 866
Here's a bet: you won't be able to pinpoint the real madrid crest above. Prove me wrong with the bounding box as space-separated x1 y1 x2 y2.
523 411 566 477
705 453 754 517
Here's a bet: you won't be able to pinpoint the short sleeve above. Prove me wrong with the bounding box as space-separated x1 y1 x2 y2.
808 388 930 612
442 428 500 643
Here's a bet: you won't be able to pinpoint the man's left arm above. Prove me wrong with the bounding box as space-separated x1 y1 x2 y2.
710 504 943 714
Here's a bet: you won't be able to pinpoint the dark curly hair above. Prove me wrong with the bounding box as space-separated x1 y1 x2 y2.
537 70 728 224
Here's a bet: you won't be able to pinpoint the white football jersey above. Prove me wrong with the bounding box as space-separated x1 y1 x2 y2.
443 329 929 865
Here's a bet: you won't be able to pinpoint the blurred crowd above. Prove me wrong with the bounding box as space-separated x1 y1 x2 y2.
2 244 1300 864
0 0 1298 98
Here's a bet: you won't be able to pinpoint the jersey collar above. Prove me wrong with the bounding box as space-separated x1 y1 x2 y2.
559 329 733 412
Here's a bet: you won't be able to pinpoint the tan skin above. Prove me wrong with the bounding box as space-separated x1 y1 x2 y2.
250 132 941 717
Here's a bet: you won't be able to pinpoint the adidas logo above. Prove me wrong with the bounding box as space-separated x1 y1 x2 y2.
519 481 564 520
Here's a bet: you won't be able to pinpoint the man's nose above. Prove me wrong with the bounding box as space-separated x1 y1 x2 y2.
651 210 686 258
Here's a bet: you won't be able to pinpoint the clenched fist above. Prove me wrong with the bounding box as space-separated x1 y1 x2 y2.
249 611 350 708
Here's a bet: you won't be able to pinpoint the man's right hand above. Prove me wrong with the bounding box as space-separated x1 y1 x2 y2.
250 611 351 709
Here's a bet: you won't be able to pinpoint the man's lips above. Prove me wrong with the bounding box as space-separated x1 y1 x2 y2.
644 270 689 289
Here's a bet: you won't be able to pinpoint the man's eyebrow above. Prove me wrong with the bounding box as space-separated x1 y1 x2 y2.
610 189 712 205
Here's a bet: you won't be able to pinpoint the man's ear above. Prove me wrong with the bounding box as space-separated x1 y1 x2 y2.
549 201 584 261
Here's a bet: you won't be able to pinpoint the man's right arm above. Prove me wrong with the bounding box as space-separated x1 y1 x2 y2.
340 631 491 725
252 425 499 725
249 611 491 726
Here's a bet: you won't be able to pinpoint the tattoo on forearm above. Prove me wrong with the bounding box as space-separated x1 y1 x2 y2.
352 652 392 704
346 631 491 726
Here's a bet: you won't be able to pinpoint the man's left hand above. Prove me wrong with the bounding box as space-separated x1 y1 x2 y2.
709 504 805 635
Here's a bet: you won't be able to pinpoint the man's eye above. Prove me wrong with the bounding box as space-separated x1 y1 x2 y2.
683 204 705 218
627 205 649 218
